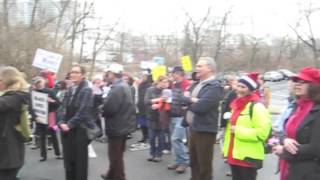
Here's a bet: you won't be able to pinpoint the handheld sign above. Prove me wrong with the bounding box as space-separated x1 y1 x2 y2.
181 56 193 72
32 48 63 73
31 91 48 124
153 56 165 65
152 65 167 81
140 61 157 69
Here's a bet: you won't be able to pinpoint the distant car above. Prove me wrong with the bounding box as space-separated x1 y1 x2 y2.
263 71 284 82
277 69 295 80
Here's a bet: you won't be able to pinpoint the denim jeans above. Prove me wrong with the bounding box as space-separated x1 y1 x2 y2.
148 129 165 157
170 117 189 165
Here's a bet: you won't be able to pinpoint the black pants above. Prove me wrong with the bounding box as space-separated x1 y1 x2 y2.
39 125 60 158
230 165 257 180
141 126 148 141
61 127 89 180
106 136 127 180
0 168 20 180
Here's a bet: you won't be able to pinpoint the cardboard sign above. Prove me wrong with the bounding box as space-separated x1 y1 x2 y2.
181 55 193 72
153 56 165 65
31 91 48 124
152 65 167 81
140 61 157 69
32 48 63 73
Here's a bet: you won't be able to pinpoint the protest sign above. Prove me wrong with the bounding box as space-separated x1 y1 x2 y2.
181 55 193 72
31 91 48 124
152 65 167 81
32 48 63 73
140 61 157 69
153 56 165 65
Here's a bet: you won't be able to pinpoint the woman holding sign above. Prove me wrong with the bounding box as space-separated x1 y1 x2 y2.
31 76 61 162
0 66 30 180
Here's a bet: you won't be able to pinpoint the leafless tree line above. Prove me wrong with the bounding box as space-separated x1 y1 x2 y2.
0 0 117 79
0 0 319 80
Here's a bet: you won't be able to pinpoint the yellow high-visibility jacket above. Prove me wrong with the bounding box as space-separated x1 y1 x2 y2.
223 102 272 161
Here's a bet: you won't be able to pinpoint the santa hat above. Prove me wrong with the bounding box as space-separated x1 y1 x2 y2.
238 72 259 91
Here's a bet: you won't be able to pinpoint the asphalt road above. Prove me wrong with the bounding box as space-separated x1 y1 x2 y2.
19 81 288 180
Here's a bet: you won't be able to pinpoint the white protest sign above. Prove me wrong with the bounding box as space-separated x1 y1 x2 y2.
140 61 157 69
31 91 48 124
32 48 63 73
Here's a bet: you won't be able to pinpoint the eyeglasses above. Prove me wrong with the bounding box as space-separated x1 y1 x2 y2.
292 79 310 84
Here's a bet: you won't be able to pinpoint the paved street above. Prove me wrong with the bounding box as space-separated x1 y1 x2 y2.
20 81 288 180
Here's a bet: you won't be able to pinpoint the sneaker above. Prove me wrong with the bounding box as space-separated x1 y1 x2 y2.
39 157 46 162
130 143 142 148
31 145 39 150
55 156 63 160
147 156 155 161
175 165 187 174
167 164 179 170
126 134 133 139
140 143 150 149
138 139 147 143
162 149 171 155
100 174 111 180
226 171 232 176
152 156 162 162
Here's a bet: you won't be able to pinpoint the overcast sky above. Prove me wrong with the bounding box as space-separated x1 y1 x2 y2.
90 0 320 38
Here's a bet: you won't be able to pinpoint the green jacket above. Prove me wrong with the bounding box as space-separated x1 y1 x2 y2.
223 102 271 161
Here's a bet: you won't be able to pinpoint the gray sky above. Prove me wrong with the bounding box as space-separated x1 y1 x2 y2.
90 0 320 38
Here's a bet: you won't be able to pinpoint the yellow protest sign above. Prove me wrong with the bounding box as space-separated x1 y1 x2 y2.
181 56 193 72
152 65 167 81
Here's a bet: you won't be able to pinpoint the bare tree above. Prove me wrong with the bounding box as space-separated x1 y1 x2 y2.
1 0 10 31
29 0 40 29
53 0 71 48
212 8 232 62
88 20 119 79
67 1 94 67
289 2 320 67
183 7 211 64
246 36 264 70
118 32 126 63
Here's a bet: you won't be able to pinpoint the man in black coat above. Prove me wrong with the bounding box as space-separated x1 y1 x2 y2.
59 65 94 180
101 63 136 180
182 57 223 180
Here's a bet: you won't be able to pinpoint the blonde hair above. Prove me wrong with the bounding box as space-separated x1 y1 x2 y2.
0 66 29 92
154 75 168 86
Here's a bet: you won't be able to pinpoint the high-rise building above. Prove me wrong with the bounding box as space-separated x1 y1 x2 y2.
7 0 79 31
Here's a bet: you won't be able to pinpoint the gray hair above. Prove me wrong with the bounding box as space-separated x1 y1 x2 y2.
198 57 217 71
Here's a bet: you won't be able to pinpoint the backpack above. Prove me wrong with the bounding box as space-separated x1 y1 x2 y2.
248 102 272 154
15 104 32 142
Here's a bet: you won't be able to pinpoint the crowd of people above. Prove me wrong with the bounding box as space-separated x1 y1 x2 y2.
0 57 320 180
